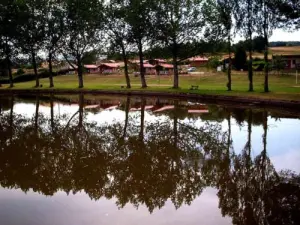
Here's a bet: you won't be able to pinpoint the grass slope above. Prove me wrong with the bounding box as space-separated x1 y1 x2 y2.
1 72 300 101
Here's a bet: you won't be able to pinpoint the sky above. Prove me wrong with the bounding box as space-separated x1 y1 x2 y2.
270 29 300 42
235 28 300 43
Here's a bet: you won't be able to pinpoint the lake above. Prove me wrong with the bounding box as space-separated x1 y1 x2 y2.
0 94 299 225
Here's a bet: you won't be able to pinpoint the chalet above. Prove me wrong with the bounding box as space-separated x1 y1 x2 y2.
84 65 99 74
131 63 156 75
99 63 120 74
66 64 78 74
273 55 300 70
148 58 167 65
156 64 174 75
188 56 209 67
130 59 149 64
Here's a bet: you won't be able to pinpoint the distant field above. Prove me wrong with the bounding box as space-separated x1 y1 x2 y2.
216 46 300 60
270 46 300 55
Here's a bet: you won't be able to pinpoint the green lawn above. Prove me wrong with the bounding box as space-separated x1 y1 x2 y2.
1 72 300 101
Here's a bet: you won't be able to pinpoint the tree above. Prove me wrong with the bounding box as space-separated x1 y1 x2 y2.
236 0 260 91
16 0 47 88
44 0 65 88
0 0 19 88
207 56 221 69
82 50 98 65
252 36 265 52
268 0 300 30
105 0 133 88
257 0 277 93
62 0 104 88
215 0 238 91
233 44 247 70
154 0 205 89
273 55 286 74
125 0 156 88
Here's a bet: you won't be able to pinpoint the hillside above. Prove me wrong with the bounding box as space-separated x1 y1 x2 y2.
269 46 300 55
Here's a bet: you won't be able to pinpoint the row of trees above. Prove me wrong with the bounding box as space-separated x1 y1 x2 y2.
0 95 299 223
0 0 299 91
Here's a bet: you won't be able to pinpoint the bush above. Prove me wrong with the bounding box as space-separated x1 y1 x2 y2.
234 46 247 70
23 64 33 69
207 56 221 69
16 68 25 75
38 68 48 73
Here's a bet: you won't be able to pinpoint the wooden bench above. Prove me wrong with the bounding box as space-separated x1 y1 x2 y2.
190 85 199 90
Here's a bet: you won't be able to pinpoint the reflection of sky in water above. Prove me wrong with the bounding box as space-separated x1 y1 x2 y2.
0 187 231 225
11 102 300 173
1 101 299 225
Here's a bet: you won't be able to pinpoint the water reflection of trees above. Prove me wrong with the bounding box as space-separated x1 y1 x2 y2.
0 96 299 223
215 109 300 225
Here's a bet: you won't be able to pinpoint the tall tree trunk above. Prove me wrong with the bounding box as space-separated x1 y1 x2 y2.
6 56 13 88
35 95 40 132
32 50 39 88
172 42 179 89
78 93 84 127
9 95 14 143
263 39 269 92
77 56 84 88
262 110 267 158
50 93 54 132
173 100 178 147
48 52 54 88
248 37 254 92
139 98 146 140
247 0 253 92
247 109 252 153
138 40 147 88
123 96 131 138
227 34 232 91
263 5 269 93
260 109 268 224
227 110 231 151
121 43 131 89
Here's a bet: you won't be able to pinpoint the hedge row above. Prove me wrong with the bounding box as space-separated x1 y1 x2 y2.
0 69 70 84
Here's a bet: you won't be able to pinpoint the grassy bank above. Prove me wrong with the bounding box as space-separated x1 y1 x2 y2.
1 72 300 101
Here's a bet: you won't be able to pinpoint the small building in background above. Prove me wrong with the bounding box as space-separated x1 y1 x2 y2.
84 65 99 74
148 58 167 65
129 59 149 64
66 64 77 74
156 64 174 75
273 55 300 70
188 56 209 67
99 63 120 74
131 63 156 75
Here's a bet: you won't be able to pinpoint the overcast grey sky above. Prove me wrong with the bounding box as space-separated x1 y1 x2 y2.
235 29 300 42
270 29 300 42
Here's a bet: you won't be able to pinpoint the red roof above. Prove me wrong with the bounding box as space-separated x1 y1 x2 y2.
155 59 167 63
188 110 209 114
101 63 120 68
143 63 155 68
84 64 98 69
159 63 173 69
154 105 175 112
130 59 149 64
188 56 209 62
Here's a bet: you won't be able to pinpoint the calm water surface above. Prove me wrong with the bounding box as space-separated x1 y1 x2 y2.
0 94 299 225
